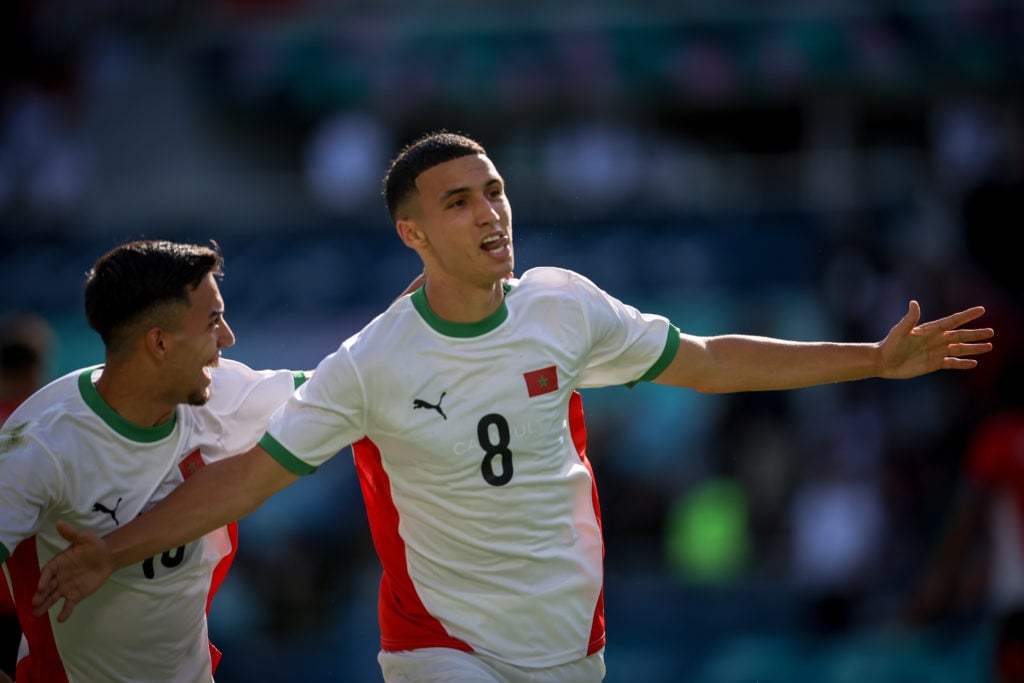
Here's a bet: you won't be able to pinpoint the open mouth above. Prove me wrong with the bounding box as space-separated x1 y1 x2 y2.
202 356 220 382
481 233 510 255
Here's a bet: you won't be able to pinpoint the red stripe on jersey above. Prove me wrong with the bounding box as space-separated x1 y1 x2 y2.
0 573 13 613
205 521 239 673
351 437 473 653
7 536 70 682
568 390 607 656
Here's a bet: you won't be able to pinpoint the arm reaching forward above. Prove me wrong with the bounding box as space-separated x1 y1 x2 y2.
33 444 299 622
654 301 993 393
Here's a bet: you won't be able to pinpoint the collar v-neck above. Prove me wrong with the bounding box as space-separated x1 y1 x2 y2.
410 281 512 338
78 367 177 442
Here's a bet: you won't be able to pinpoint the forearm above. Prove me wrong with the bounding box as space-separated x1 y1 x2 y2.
658 334 884 393
105 446 291 569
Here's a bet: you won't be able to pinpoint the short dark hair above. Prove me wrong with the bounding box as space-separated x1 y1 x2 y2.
84 240 223 353
382 131 487 220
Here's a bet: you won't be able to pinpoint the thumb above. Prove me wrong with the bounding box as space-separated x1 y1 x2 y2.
55 519 84 544
894 300 921 336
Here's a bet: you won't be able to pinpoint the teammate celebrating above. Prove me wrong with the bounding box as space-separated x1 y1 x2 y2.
32 133 994 682
0 240 309 682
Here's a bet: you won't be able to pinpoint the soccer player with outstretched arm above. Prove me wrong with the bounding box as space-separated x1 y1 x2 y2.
32 133 993 682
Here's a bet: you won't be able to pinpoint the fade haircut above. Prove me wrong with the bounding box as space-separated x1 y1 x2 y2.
84 240 223 355
383 131 487 221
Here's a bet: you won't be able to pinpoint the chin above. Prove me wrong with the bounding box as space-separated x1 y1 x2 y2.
187 387 212 406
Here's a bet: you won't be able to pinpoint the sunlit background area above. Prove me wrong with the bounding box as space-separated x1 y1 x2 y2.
2 1 1022 681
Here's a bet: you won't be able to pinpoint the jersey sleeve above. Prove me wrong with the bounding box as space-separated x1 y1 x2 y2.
261 345 366 473
0 428 63 563
566 270 679 388
207 359 310 459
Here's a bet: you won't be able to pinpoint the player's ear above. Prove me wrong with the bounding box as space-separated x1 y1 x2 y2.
144 327 168 359
396 219 426 248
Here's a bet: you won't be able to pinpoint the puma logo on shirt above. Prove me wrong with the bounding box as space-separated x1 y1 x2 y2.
92 497 123 525
413 391 448 420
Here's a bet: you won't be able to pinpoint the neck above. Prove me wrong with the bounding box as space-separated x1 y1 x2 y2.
422 276 505 323
95 363 176 428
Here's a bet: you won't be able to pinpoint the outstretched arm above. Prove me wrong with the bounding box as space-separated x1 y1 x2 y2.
32 444 299 622
654 301 993 393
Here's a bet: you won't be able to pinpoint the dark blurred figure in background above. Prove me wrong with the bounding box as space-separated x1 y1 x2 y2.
908 356 1024 683
0 313 55 680
0 314 54 425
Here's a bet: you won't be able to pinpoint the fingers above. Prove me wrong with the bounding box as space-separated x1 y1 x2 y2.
32 567 58 615
942 357 979 370
57 597 78 623
32 568 81 621
928 305 987 331
946 327 995 343
32 520 82 617
32 592 56 616
946 341 994 358
55 519 80 542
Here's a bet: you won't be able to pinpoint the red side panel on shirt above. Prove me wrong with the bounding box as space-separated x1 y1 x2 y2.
351 437 473 653
568 390 607 655
180 446 232 672
0 576 13 614
205 520 238 673
8 536 69 683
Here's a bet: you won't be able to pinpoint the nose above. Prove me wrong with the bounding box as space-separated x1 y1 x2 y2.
474 194 501 225
219 319 236 349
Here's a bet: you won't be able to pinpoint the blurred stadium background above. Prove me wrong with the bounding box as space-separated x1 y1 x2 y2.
2 1 1022 681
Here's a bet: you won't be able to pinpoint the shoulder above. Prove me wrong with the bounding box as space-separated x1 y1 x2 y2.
517 266 606 290
517 266 584 287
210 357 265 382
344 297 420 353
3 370 85 429
512 267 610 305
1 372 87 465
204 358 299 413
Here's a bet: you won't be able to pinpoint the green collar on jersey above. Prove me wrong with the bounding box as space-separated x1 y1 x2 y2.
411 281 512 338
78 367 177 442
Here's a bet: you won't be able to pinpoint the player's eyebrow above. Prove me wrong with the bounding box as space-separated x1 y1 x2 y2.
439 186 471 202
438 178 502 203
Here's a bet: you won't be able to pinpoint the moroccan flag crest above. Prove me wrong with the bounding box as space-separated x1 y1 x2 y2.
523 366 558 397
179 448 205 480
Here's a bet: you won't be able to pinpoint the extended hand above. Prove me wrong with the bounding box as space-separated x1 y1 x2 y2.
879 301 993 379
32 520 114 623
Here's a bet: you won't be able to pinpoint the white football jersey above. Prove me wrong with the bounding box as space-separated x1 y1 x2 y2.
0 358 304 683
260 267 679 667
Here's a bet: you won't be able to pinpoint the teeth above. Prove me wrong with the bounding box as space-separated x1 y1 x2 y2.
482 235 499 245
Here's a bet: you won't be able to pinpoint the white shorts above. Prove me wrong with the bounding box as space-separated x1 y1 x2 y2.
378 647 606 683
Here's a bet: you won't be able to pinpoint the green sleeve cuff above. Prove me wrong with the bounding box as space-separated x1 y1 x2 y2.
0 542 9 564
628 323 681 386
258 432 317 476
292 371 310 388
